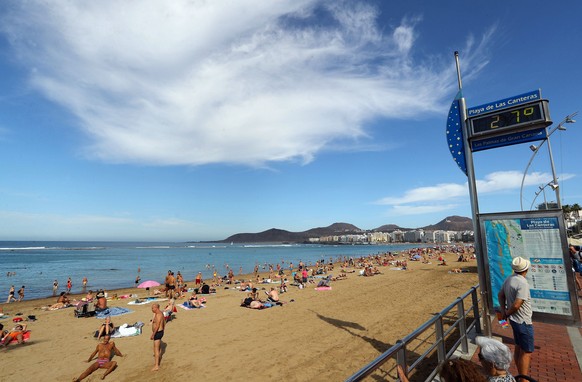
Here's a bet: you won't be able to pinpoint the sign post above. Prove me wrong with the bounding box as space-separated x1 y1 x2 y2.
445 53 579 328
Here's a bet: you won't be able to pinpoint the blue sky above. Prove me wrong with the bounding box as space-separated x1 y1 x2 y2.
0 1 580 241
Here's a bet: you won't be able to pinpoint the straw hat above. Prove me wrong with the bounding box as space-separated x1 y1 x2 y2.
511 257 530 273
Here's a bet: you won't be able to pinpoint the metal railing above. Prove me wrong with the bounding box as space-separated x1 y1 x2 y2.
346 284 482 382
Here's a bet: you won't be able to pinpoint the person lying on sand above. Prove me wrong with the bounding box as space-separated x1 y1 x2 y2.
1 323 27 347
187 291 201 308
249 300 265 309
73 334 123 381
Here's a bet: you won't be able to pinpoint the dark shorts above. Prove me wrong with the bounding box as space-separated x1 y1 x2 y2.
510 320 534 353
168 285 175 290
153 330 164 341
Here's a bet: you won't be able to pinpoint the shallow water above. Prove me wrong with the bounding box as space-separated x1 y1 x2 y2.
0 241 424 300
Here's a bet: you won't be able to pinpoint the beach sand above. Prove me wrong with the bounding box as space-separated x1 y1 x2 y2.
0 257 478 382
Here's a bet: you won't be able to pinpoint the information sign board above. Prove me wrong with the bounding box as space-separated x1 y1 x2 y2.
467 89 541 117
471 127 546 152
479 210 579 323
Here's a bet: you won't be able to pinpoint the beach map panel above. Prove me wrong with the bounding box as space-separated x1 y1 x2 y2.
484 216 572 316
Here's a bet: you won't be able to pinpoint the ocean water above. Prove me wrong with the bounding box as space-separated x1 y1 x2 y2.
0 241 424 300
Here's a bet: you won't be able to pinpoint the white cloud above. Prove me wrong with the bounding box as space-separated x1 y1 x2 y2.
1 1 490 166
375 170 575 216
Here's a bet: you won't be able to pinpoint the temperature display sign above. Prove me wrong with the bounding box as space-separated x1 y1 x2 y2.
469 100 551 138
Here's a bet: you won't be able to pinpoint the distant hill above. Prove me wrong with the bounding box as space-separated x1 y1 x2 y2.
224 222 363 243
421 216 473 232
372 224 408 232
220 216 473 243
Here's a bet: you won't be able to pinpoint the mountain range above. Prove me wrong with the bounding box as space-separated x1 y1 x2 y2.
221 215 473 243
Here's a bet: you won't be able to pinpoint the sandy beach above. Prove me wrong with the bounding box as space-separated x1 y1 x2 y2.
0 255 478 382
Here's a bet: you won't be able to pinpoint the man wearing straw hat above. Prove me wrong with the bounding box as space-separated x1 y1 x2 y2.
498 256 533 381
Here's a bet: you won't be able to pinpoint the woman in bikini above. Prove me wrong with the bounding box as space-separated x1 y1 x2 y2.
97 316 114 339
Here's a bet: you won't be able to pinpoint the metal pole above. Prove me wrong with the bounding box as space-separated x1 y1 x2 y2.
520 145 543 211
546 135 561 208
520 112 577 210
454 51 463 90
455 52 491 336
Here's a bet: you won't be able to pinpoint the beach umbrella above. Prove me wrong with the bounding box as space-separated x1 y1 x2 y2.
137 280 161 289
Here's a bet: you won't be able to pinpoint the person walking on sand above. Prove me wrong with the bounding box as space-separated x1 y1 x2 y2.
498 256 534 381
6 285 16 303
73 334 123 381
151 303 165 371
176 271 184 290
17 286 25 302
52 279 59 296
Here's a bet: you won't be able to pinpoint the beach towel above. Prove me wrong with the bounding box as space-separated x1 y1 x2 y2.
314 286 332 291
178 302 206 310
127 297 167 305
96 307 133 319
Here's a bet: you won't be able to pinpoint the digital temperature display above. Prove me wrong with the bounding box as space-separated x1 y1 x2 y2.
469 100 551 137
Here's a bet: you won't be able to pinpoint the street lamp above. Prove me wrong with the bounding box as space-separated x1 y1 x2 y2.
529 181 559 210
519 111 578 210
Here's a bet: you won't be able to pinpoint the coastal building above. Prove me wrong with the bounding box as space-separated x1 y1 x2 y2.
403 229 424 243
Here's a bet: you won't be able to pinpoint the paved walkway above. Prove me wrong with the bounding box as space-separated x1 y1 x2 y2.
469 280 582 381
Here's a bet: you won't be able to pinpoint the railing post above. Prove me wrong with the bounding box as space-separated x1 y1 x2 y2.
396 340 407 378
471 286 482 335
435 314 446 364
457 297 469 354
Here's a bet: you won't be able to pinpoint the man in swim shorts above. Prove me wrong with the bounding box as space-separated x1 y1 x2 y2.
73 334 123 381
151 303 165 371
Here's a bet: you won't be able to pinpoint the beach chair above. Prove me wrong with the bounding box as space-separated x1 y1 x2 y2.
74 301 96 318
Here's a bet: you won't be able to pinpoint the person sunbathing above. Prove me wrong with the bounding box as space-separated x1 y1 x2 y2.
188 292 201 308
73 335 123 381
163 299 177 319
97 316 114 340
249 300 265 309
1 323 27 347
266 287 280 302
248 288 260 301
57 291 71 304
95 290 108 311
46 292 73 310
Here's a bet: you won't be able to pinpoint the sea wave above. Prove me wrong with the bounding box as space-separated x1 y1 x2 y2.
0 246 48 251
0 246 104 251
187 245 228 249
243 244 296 248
